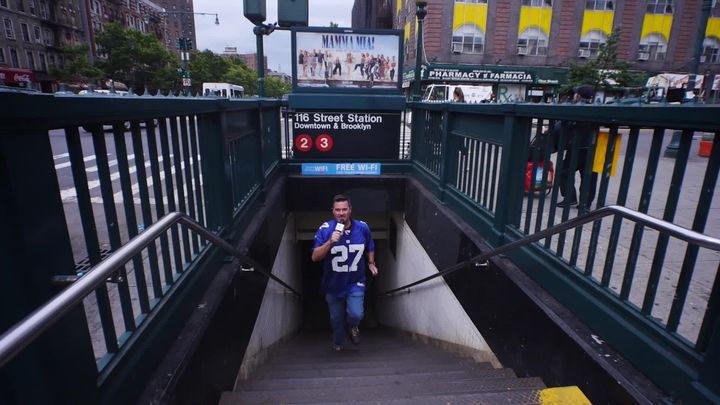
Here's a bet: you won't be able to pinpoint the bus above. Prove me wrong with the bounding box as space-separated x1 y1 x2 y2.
202 82 245 99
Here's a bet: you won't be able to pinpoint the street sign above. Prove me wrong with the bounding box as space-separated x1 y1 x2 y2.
291 110 400 159
182 78 192 87
301 162 381 176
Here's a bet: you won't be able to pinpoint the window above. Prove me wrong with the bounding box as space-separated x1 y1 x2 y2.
0 48 5 63
702 37 720 63
29 0 35 14
48 53 55 68
3 18 14 39
522 0 552 6
43 27 52 45
518 27 548 55
646 0 672 14
16 0 24 12
452 24 484 54
38 51 46 70
638 33 667 60
0 0 7 8
578 30 607 57
33 25 40 42
21 23 30 41
26 51 34 69
39 0 48 18
10 48 19 67
585 0 613 10
455 0 487 3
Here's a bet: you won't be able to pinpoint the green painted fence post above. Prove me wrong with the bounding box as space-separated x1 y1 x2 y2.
492 112 531 244
0 128 99 404
197 112 233 234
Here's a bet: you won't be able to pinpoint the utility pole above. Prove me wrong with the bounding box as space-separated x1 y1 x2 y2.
412 0 428 100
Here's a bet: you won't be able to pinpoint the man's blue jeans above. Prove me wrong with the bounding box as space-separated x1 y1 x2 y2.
325 291 364 346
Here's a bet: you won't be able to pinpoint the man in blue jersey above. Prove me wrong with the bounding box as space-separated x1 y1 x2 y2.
312 194 378 351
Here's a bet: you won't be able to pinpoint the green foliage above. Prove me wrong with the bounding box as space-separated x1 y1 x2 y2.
223 64 258 95
264 75 291 98
565 27 644 92
329 21 339 28
95 23 179 92
188 50 233 93
50 45 103 84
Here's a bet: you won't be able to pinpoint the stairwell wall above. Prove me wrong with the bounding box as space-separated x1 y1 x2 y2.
376 212 500 367
236 214 303 383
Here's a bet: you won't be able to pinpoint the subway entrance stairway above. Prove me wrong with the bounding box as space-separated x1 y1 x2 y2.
2 91 719 404
219 328 587 404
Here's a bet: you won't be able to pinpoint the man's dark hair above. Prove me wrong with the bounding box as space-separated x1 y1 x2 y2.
333 194 351 206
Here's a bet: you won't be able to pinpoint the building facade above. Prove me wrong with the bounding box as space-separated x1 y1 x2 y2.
1 0 87 92
354 0 720 102
1 0 195 92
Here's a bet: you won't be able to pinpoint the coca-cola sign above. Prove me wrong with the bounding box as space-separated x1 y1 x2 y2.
0 68 35 84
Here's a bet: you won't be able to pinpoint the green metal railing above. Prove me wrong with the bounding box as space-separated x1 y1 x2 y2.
1 88 719 403
0 90 281 404
408 100 720 403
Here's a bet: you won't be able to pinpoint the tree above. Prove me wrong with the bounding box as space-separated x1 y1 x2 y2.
223 64 257 95
329 21 339 28
264 75 291 98
95 23 179 92
50 45 103 85
565 27 644 93
189 50 233 93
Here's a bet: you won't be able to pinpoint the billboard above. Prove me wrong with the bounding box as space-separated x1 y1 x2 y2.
292 27 403 93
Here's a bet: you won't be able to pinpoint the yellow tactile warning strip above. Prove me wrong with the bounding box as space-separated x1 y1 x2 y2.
539 386 592 404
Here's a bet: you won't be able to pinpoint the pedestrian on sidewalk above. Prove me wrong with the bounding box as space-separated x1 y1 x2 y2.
556 84 599 211
312 194 378 351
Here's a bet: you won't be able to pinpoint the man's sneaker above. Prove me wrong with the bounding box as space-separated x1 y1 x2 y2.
557 199 578 208
332 344 343 352
350 326 361 345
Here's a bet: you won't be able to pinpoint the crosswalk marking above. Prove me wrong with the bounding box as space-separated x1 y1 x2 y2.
60 160 201 205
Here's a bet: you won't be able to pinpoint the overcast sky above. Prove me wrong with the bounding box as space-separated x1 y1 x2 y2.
193 0 355 74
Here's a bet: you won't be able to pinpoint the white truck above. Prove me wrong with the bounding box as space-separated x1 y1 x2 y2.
422 84 494 103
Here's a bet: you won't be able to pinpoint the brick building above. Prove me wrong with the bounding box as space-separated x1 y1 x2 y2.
1 0 195 93
353 0 720 102
1 0 88 92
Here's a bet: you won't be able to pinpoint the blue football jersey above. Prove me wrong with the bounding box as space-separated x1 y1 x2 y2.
313 218 375 296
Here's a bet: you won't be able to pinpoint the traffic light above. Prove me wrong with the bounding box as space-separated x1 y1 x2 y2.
186 38 193 50
176 38 182 49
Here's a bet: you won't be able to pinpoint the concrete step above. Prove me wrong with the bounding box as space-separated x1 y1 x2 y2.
251 361 498 380
239 368 518 391
220 377 546 404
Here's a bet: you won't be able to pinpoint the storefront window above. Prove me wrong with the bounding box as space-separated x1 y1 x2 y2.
452 24 484 54
455 0 487 3
646 0 672 14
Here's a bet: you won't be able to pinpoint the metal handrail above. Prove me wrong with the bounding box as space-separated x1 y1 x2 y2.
378 205 720 296
0 212 301 369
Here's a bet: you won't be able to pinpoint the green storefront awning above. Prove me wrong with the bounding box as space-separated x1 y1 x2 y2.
403 64 568 86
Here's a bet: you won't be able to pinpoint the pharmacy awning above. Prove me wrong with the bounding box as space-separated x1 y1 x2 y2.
403 64 568 86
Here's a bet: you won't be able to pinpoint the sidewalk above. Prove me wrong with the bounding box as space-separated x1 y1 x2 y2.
521 128 719 344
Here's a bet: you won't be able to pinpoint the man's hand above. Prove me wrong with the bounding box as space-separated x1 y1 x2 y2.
330 230 342 243
368 263 378 277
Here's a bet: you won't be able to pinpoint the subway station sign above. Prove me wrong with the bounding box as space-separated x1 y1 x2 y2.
292 110 400 159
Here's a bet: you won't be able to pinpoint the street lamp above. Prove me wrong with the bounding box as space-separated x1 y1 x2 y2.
412 0 428 100
161 10 220 95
